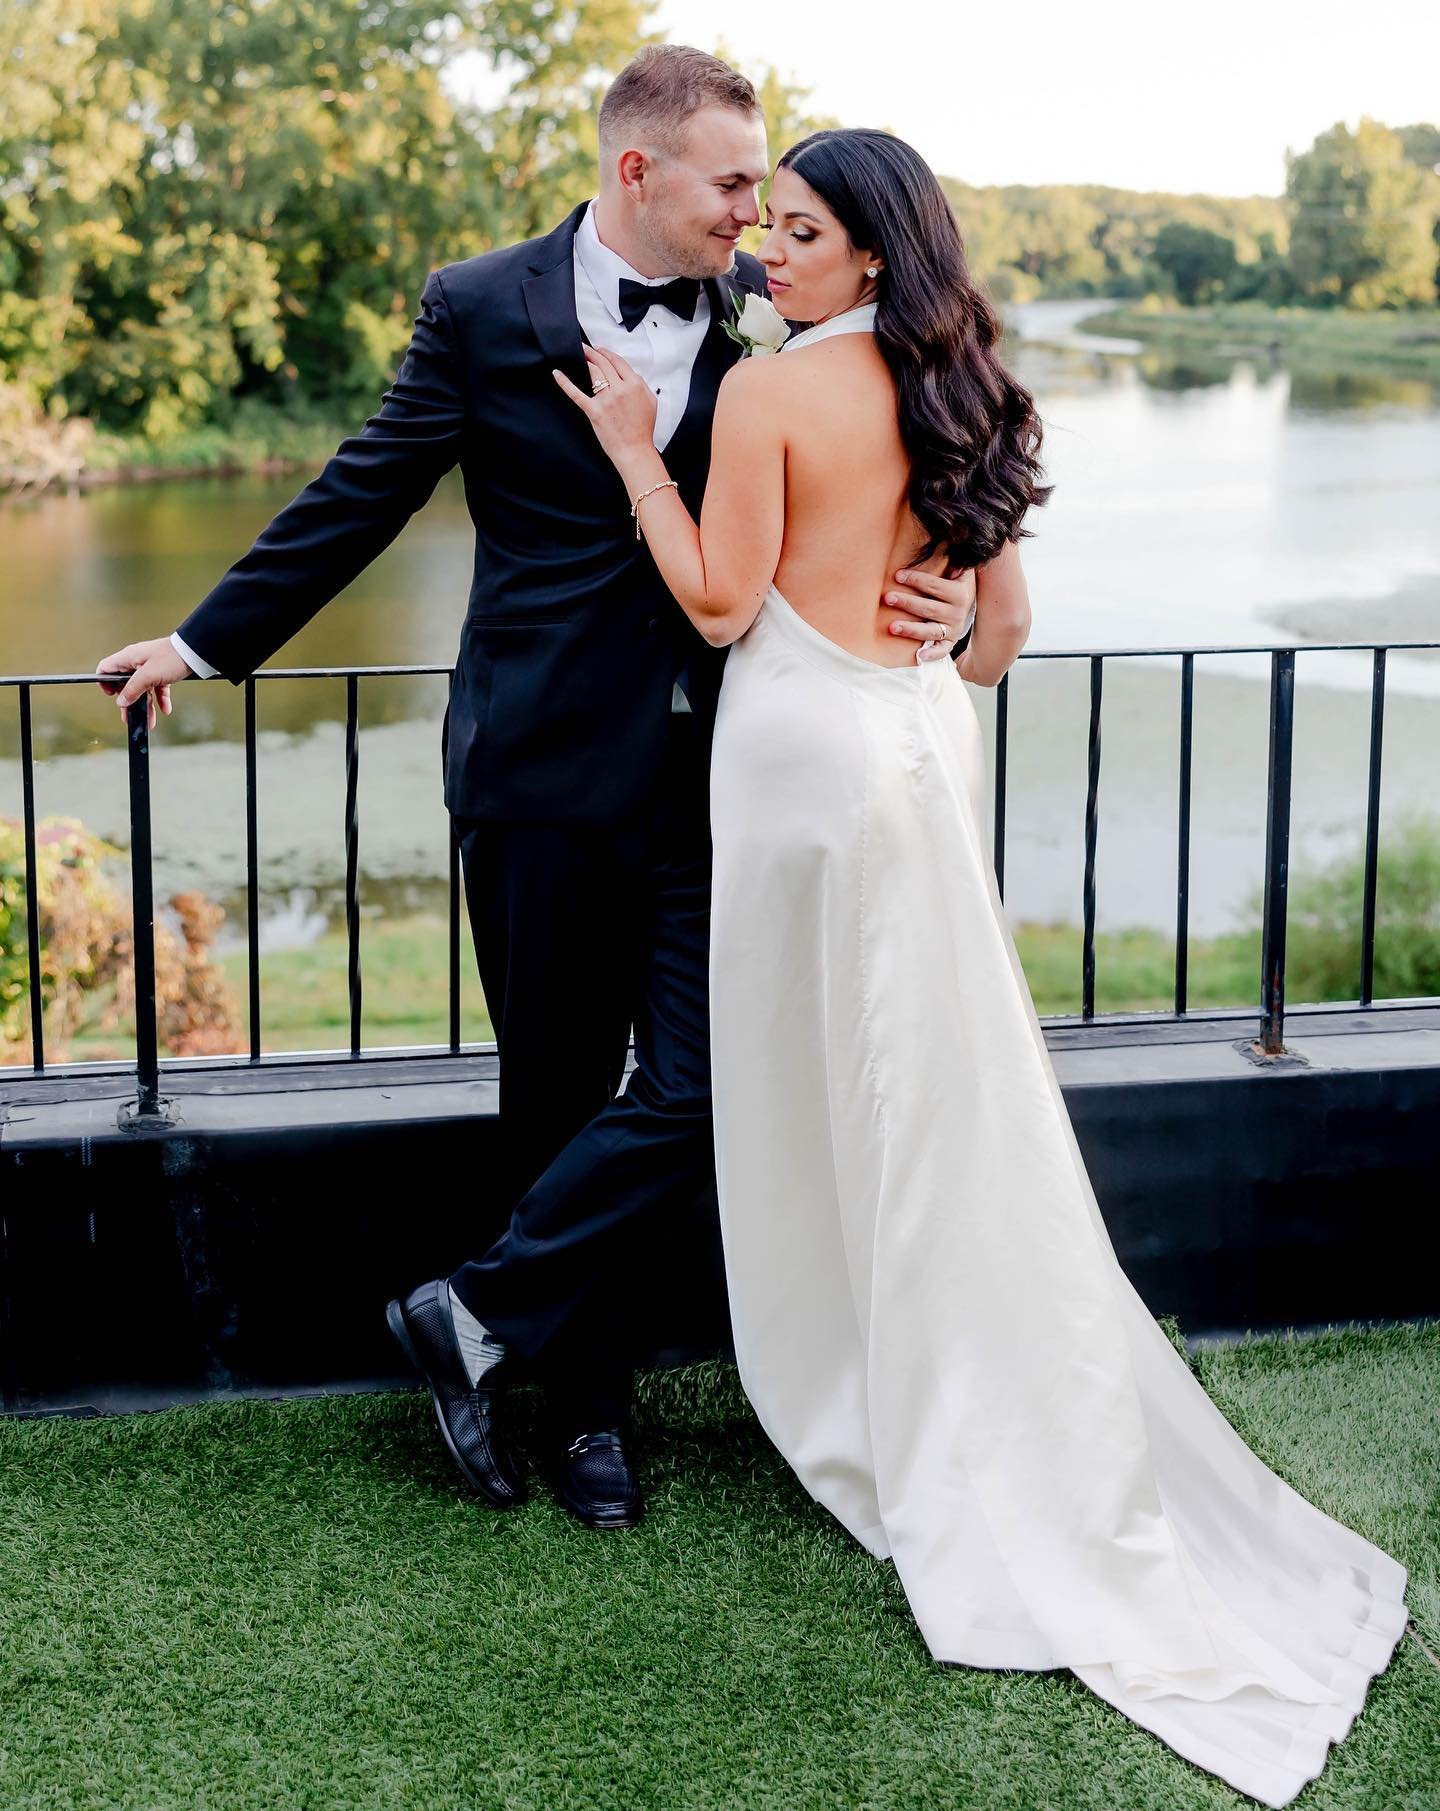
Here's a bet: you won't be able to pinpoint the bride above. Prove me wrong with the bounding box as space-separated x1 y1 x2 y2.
553 126 1409 1808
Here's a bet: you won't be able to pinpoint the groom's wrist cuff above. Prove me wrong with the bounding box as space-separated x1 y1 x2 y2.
171 630 221 679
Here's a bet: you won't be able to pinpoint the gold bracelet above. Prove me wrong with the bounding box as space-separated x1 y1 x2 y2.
630 477 679 540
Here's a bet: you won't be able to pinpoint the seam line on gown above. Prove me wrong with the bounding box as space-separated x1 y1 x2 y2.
872 688 1074 1653
854 691 893 1361
835 682 882 1377
918 682 1251 1680
855 681 1043 1628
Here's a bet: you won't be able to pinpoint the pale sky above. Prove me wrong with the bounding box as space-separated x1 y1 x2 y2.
447 0 1440 198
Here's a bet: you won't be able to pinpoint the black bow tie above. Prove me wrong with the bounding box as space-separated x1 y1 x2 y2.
617 275 702 330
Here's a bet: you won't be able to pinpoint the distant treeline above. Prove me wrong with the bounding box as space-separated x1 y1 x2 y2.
2 0 1437 457
945 119 1440 309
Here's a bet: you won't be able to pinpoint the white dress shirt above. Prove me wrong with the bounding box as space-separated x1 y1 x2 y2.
571 197 712 453
172 626 219 678
171 199 717 682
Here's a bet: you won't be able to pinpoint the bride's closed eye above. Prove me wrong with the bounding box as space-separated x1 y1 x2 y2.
763 218 816 243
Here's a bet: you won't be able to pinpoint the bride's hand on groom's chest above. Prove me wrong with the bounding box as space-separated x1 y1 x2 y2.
551 343 659 470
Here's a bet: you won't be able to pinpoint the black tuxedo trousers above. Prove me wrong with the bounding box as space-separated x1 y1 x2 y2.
448 707 718 1423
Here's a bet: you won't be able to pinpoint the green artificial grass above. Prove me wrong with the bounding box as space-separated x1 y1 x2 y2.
2 1325 1437 1809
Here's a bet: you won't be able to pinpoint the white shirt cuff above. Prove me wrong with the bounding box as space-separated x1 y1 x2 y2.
171 631 220 679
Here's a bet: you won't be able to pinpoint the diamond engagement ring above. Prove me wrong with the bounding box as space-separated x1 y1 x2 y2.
592 378 610 392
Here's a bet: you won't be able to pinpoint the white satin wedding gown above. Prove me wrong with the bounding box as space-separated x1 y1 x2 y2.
705 303 1409 1808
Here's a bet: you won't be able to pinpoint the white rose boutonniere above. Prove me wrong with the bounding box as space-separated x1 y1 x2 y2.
723 290 791 358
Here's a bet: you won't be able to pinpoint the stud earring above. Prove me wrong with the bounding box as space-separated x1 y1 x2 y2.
866 266 879 278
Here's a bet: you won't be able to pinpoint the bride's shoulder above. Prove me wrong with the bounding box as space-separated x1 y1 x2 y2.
716 347 795 417
709 351 797 452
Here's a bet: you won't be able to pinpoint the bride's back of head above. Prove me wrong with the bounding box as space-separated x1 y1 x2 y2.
777 129 1054 570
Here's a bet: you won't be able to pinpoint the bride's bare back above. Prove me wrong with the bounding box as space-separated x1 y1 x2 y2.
768 333 947 668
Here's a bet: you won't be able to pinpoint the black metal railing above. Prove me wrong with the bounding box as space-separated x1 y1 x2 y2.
980 637 1437 1049
4 637 1438 1117
5 663 459 1121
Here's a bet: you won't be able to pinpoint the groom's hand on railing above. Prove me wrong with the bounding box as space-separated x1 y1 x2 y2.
95 636 194 732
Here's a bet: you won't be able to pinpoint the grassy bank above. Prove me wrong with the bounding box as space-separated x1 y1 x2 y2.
19 816 1435 1063
58 396 352 489
46 911 1248 1062
36 911 1350 1064
1076 300 1440 379
0 1326 1434 1809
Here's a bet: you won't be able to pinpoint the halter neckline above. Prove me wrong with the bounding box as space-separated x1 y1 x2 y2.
780 302 878 354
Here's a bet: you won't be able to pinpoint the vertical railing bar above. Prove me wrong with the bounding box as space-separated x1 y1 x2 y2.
993 672 1008 900
125 697 161 1116
446 668 460 1054
0 1197 16 1414
1359 647 1386 1008
448 819 461 1055
1081 655 1102 1021
18 685 44 1073
244 677 261 1062
1175 652 1194 1016
1258 649 1295 1054
345 674 361 1058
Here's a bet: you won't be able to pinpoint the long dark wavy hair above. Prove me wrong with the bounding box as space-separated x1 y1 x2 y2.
777 128 1052 569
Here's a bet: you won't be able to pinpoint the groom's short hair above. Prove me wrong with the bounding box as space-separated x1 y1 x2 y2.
598 45 761 163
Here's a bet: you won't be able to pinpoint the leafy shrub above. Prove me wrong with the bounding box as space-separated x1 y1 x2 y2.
1253 813 1440 1003
1 814 240 1063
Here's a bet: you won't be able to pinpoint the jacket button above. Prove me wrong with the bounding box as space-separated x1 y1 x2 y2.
646 615 659 631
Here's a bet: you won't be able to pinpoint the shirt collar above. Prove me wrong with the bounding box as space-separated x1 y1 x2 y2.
575 198 713 326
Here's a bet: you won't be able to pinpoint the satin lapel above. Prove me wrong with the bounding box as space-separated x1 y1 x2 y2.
667 270 751 463
521 203 589 387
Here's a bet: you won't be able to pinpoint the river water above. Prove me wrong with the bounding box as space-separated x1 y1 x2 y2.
2 297 1438 950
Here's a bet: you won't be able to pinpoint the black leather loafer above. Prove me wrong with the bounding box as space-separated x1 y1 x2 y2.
551 1427 644 1529
385 1278 525 1508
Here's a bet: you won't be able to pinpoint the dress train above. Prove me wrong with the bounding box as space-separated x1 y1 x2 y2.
706 563 1409 1809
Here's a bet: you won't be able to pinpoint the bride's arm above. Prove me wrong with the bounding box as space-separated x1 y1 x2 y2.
956 538 1032 686
553 343 783 647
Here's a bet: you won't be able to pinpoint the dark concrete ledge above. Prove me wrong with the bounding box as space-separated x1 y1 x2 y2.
4 1008 1438 1416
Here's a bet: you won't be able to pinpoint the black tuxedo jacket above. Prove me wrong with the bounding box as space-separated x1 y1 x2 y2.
174 200 770 825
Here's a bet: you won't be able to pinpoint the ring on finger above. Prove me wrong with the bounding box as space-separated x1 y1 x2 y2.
592 377 610 392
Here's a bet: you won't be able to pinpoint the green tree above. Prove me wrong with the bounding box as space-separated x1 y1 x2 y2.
1151 221 1237 304
470 0 660 247
0 0 159 408
1226 228 1302 305
1286 116 1440 308
0 0 656 437
1395 122 1440 295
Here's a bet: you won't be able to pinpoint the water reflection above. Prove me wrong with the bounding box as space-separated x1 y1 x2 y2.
2 468 471 753
2 295 1437 958
1288 368 1440 414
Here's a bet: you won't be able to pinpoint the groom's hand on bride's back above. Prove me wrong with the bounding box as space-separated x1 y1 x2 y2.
95 636 195 732
882 561 978 661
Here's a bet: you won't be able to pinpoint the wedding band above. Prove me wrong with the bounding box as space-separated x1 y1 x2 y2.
592 378 610 392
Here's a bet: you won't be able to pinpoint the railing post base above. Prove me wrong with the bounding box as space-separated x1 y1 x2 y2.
117 1096 179 1132
1241 1040 1310 1071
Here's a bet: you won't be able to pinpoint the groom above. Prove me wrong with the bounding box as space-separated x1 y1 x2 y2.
97 44 976 1528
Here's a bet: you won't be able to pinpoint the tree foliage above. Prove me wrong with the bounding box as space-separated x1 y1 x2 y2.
1151 222 1238 305
1286 116 1440 307
2 5 1436 459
